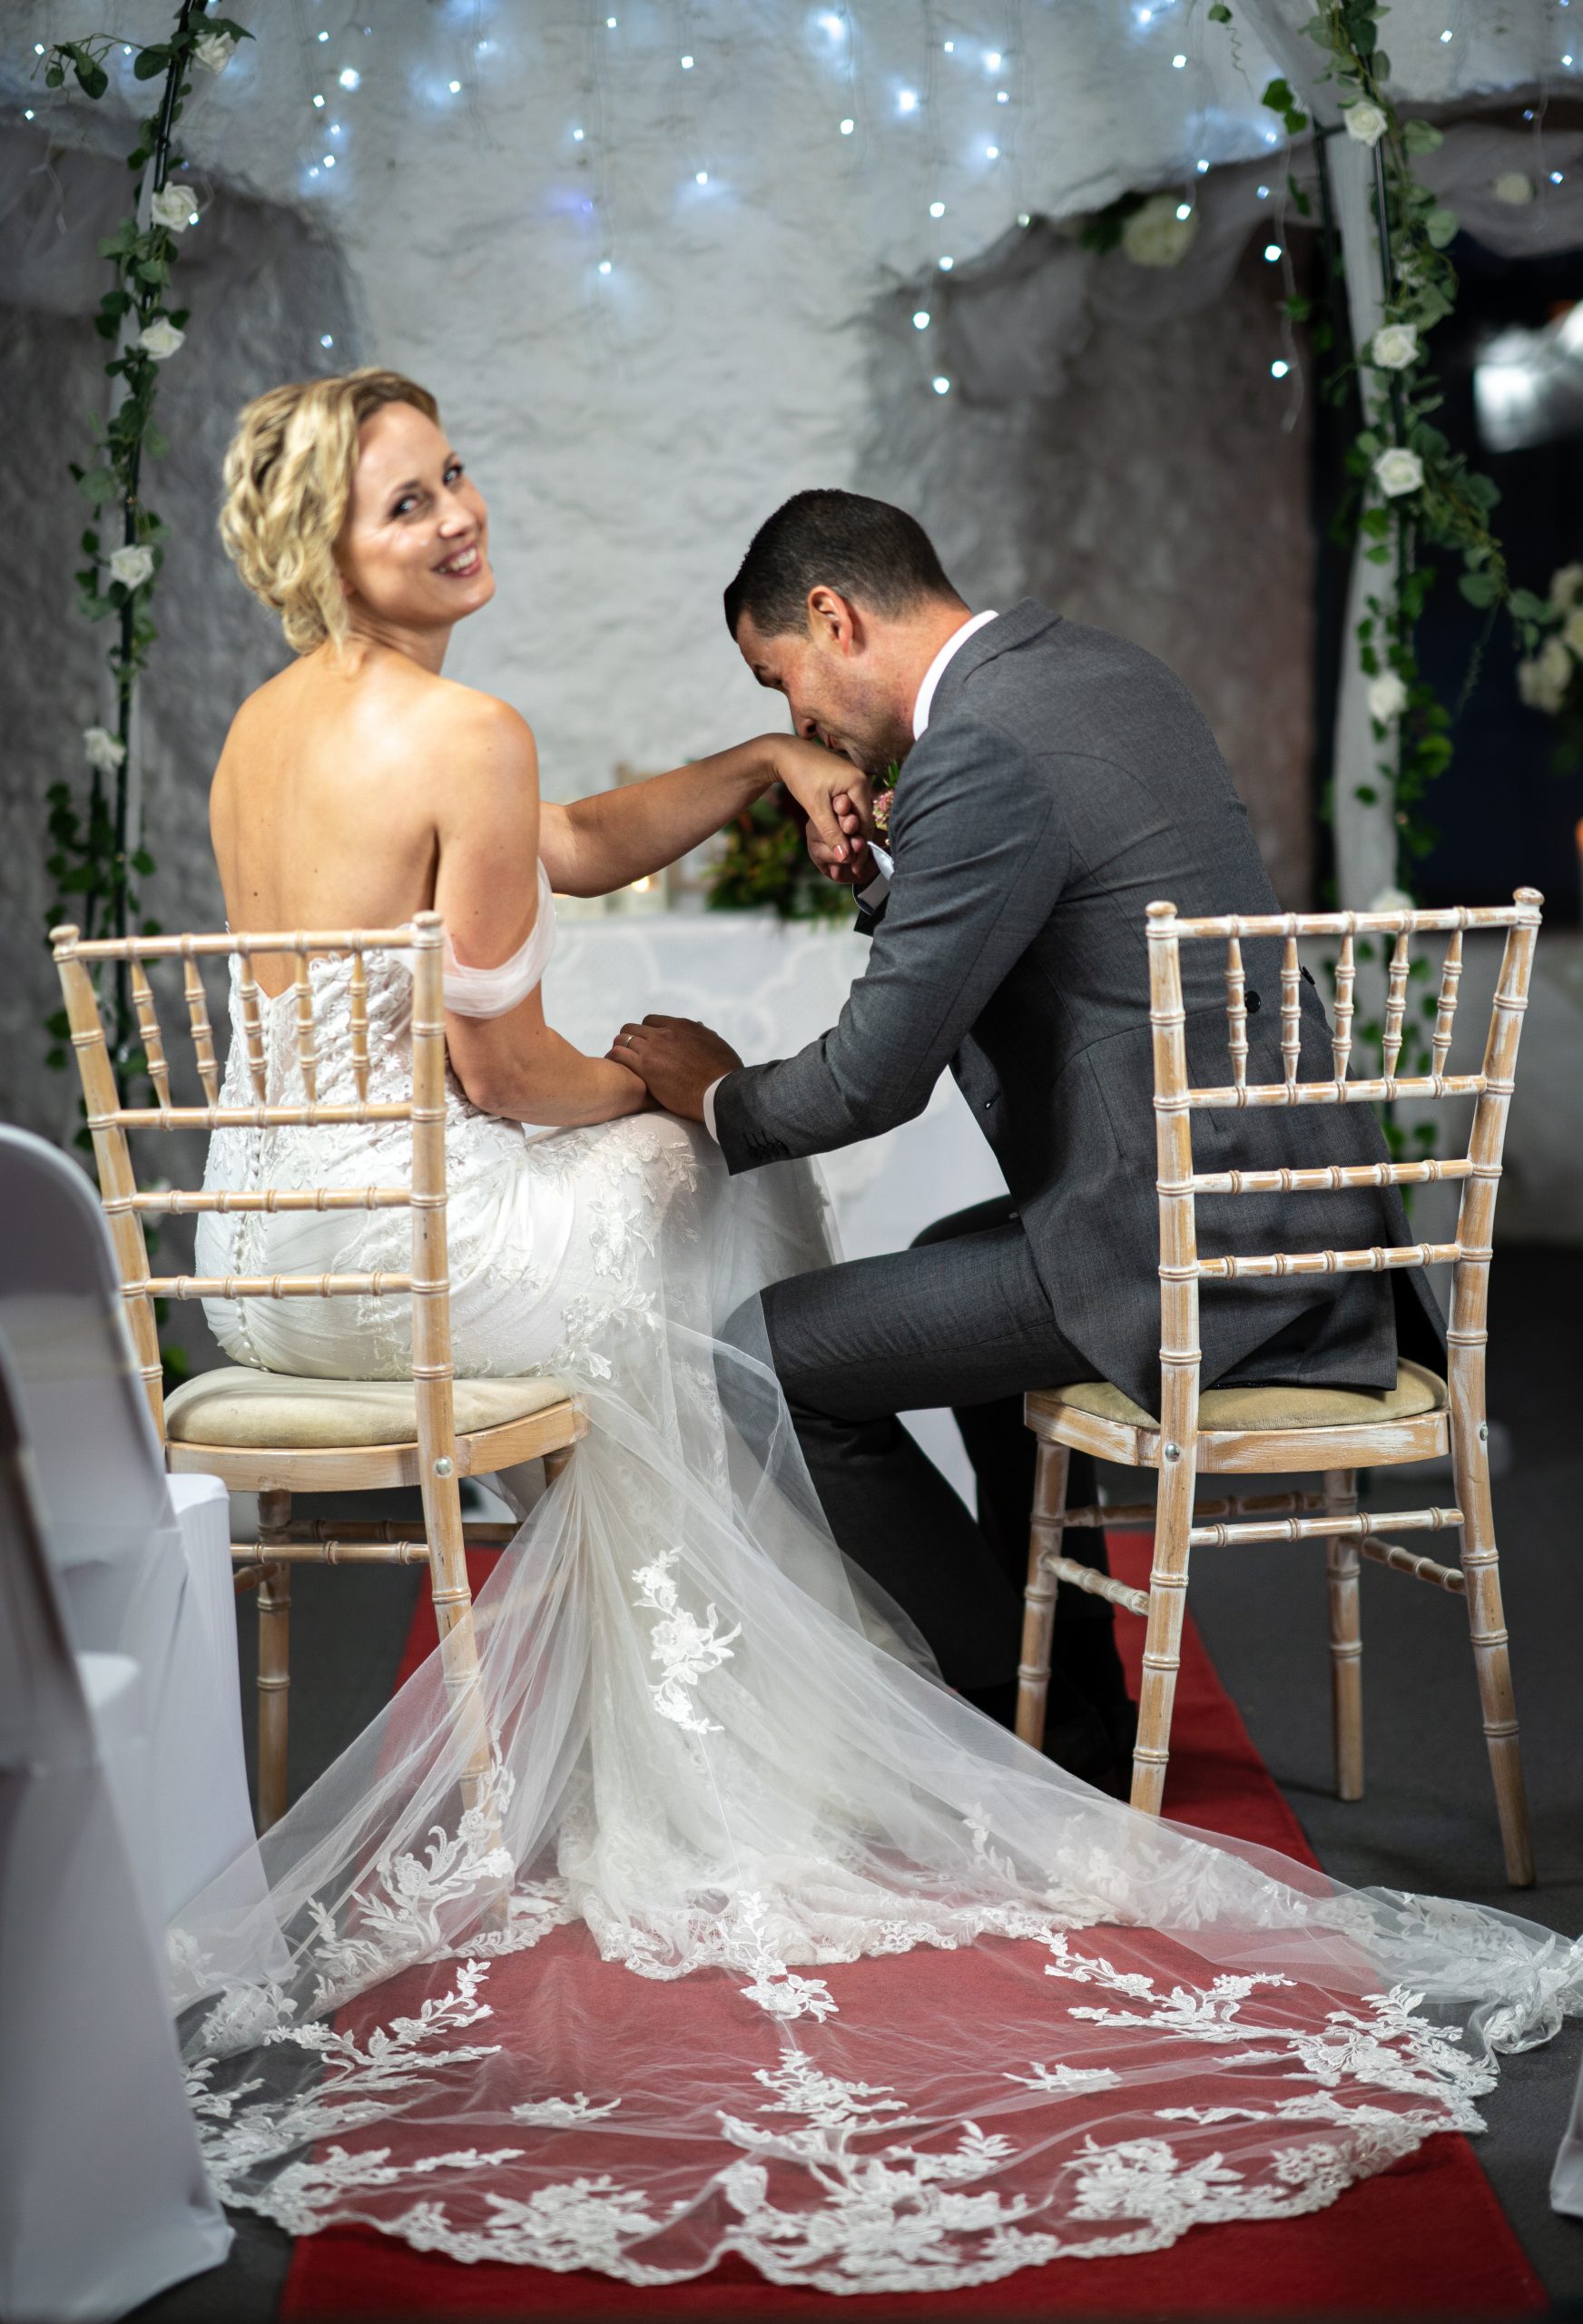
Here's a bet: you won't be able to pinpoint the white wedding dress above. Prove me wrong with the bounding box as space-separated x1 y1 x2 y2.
170 874 1583 2295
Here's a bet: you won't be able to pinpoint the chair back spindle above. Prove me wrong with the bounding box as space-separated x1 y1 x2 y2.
1332 927 1356 1084
1381 925 1412 1082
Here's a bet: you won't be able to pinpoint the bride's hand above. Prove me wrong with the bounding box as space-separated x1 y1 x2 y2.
758 735 874 878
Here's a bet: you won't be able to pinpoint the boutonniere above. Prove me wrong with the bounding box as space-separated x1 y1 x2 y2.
871 760 902 842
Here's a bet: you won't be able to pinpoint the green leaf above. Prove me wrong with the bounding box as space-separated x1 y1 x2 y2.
1372 49 1391 78
1424 206 1459 249
131 848 155 877
74 54 109 100
1208 2 1232 17
1458 569 1499 607
76 468 118 504
1401 118 1444 153
44 63 64 87
1354 784 1379 805
1262 75 1294 111
133 44 171 80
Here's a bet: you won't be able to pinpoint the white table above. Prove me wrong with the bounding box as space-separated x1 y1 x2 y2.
545 910 1008 1499
545 910 1008 1261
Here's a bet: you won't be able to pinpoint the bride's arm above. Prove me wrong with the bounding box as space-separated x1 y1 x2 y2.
539 736 871 898
432 697 648 1126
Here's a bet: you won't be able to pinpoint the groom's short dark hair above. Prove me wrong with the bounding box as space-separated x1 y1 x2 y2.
723 489 960 639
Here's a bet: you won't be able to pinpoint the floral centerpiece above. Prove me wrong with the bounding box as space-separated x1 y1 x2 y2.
706 786 851 921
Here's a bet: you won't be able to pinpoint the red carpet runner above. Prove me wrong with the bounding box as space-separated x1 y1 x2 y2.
281 1535 1544 2319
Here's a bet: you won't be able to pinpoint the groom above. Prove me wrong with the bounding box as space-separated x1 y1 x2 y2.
616 489 1439 1790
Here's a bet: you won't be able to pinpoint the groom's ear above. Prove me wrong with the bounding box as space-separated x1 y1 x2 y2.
806 587 863 658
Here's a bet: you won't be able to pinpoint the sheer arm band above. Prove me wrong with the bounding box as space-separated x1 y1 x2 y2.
439 864 558 1019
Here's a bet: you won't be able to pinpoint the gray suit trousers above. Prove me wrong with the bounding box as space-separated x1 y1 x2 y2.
726 1203 1115 1696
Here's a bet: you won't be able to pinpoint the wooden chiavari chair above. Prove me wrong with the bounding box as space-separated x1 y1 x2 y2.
51 911 585 1833
1016 889 1543 1886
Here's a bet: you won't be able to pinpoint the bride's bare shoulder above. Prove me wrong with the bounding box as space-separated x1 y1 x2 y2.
219 650 537 799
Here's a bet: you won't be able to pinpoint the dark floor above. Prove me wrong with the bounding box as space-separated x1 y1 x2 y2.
135 1247 1583 2322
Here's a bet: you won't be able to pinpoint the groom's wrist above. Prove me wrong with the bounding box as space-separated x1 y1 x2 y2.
703 1076 726 1141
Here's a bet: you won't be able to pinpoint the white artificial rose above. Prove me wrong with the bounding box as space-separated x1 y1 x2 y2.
151 184 193 233
1367 671 1409 723
1491 172 1534 207
192 30 237 72
108 544 155 590
1343 102 1388 147
1563 608 1583 657
83 725 126 775
1373 446 1424 498
137 315 185 361
1370 322 1418 371
1549 562 1583 610
1120 192 1200 269
1367 885 1414 916
1519 637 1573 714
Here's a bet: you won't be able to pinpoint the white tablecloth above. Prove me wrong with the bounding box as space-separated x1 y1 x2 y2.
545 911 1007 1261
545 911 1008 1499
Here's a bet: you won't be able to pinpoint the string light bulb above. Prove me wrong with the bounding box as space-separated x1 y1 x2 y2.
840 117 854 133
1175 202 1192 220
898 88 919 113
931 375 950 394
339 66 359 89
695 169 709 183
1271 359 1290 378
929 199 945 216
1172 51 1186 66
681 53 693 67
598 258 612 274
912 310 930 329
1263 241 1282 261
938 254 954 270
447 79 461 93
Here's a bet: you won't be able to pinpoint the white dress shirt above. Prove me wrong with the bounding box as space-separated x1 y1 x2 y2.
702 611 1000 1140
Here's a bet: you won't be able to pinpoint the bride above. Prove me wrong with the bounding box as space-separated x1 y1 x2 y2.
174 365 1580 2295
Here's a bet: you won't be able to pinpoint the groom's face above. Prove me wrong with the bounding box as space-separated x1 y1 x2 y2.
736 596 913 780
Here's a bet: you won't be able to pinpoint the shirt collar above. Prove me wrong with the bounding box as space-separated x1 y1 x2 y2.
911 610 999 739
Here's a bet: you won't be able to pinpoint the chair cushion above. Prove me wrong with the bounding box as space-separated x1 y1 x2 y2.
1045 1358 1446 1434
165 1366 573 1449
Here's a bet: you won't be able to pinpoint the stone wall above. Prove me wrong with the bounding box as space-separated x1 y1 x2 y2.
0 127 354 1152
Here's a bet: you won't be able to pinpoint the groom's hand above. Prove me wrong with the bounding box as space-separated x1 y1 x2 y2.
609 1017 742 1122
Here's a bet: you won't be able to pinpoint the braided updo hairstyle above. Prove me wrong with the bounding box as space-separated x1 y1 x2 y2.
219 367 440 654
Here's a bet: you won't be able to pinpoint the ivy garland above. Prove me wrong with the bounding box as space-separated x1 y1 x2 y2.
1218 1 1551 886
39 5 251 1086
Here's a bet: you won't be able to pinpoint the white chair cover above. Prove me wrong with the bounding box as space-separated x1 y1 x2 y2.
0 1128 253 1919
0 1340 231 2323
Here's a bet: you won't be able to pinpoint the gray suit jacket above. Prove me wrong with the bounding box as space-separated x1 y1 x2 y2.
714 600 1437 1414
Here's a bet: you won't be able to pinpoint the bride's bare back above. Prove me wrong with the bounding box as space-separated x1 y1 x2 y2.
211 643 514 997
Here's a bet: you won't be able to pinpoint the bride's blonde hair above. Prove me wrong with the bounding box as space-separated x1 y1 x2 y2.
220 366 441 655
